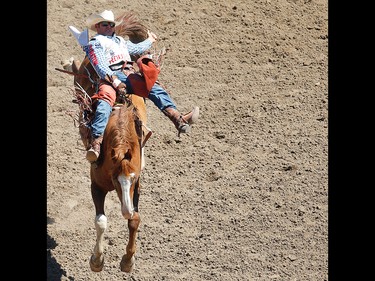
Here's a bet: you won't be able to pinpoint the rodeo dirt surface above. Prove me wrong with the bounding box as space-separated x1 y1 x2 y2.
47 0 328 280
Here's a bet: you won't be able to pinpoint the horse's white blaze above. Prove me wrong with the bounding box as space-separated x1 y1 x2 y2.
118 173 135 219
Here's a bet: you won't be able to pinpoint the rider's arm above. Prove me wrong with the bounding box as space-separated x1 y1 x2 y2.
126 38 153 56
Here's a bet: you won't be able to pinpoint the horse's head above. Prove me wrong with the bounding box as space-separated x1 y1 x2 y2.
99 105 142 219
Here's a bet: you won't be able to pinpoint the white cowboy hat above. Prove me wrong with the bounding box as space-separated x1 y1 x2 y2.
86 10 120 31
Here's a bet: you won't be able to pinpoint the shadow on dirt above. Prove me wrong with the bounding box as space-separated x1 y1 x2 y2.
47 217 73 281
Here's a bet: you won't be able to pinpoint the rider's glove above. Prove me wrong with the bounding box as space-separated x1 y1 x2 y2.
112 78 126 91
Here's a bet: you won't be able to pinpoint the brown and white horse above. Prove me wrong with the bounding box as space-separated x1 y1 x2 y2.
88 94 148 272
65 11 154 272
71 59 151 272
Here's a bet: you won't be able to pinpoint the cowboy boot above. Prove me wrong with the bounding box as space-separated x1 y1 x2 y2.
162 106 199 136
86 135 103 162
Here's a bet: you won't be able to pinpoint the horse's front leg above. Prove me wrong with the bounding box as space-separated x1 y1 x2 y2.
120 212 140 272
89 185 107 272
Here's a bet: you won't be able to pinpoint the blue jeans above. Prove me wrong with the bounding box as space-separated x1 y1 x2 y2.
90 99 112 138
115 70 177 111
90 71 177 138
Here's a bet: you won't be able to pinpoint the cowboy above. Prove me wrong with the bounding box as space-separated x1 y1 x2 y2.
78 10 199 162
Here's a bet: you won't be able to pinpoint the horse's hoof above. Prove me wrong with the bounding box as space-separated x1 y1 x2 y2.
89 255 104 272
120 255 135 272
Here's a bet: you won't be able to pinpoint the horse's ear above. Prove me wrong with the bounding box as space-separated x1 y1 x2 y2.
72 59 80 73
111 148 134 163
111 149 124 163
124 150 132 161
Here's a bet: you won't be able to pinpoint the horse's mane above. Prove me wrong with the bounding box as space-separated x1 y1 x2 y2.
108 105 140 165
115 11 148 43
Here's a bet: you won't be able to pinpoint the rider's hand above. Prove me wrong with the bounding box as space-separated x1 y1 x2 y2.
117 87 126 95
112 77 126 91
116 85 127 103
117 82 126 91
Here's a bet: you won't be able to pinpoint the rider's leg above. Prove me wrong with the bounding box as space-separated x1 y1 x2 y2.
86 99 112 162
148 83 199 135
118 71 200 135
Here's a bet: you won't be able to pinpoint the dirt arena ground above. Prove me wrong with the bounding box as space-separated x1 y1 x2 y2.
47 0 328 280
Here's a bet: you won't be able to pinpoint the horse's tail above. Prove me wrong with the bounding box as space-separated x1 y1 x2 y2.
115 11 148 43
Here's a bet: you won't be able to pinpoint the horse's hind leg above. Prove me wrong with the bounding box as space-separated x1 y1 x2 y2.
120 212 140 272
89 185 108 272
